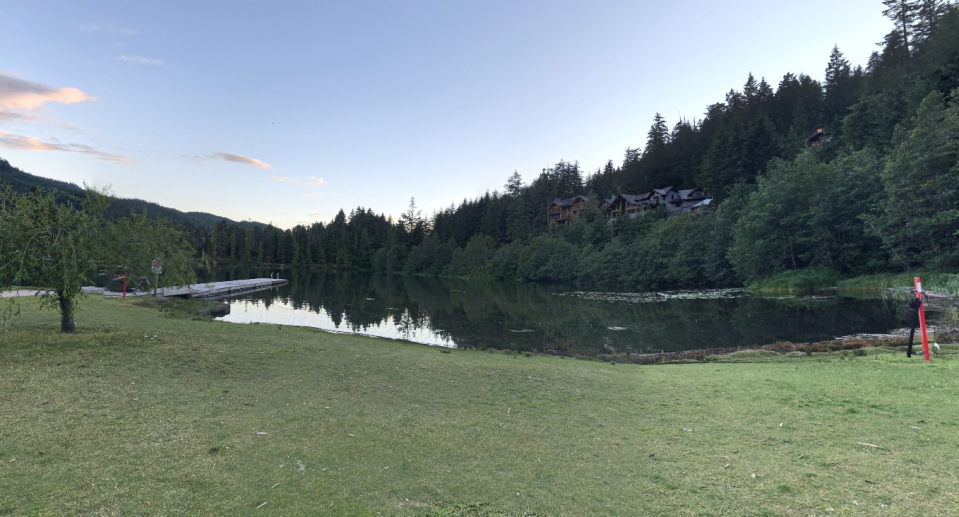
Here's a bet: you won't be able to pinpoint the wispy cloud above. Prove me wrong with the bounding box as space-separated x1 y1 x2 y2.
307 176 327 186
116 55 166 66
307 213 322 218
272 175 290 182
79 23 136 36
0 109 82 131
0 130 132 163
210 152 272 169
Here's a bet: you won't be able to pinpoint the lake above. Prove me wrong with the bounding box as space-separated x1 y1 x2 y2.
211 268 914 356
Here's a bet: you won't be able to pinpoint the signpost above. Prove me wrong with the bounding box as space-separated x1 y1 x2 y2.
914 277 931 362
151 259 162 297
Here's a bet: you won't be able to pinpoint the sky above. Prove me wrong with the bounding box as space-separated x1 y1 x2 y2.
0 1 892 228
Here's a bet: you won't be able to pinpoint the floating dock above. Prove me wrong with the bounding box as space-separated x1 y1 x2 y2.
103 278 288 299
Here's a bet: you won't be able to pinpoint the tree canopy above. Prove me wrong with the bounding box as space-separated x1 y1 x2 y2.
0 187 198 332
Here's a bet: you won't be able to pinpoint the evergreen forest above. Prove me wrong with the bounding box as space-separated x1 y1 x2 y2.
5 1 959 291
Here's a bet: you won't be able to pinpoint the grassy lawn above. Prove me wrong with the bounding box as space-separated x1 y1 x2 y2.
2 297 959 516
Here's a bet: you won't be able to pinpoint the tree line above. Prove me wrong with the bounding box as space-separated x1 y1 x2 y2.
201 1 959 289
4 1 957 303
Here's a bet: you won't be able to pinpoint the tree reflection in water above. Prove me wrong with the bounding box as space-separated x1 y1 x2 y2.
212 268 910 356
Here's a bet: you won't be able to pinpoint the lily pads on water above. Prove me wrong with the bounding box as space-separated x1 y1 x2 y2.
556 288 745 304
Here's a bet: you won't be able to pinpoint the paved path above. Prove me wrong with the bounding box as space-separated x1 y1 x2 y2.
2 279 285 300
0 290 47 298
103 278 288 299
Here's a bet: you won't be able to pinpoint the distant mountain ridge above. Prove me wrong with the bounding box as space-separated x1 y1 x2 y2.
0 158 264 229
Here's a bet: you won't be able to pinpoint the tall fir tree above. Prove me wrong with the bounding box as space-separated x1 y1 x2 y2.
882 0 921 51
914 0 951 42
644 113 670 155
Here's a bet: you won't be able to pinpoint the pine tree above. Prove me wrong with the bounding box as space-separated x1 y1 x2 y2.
882 0 920 51
824 46 858 130
825 46 851 87
743 73 759 103
757 78 774 104
644 113 670 155
504 171 523 197
914 0 951 42
554 161 583 198
399 197 422 234
243 226 256 262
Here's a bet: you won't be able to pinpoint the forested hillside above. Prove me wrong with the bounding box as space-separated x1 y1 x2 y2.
8 1 959 290
0 159 259 230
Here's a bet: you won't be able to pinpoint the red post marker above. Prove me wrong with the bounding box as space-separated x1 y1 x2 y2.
915 277 931 362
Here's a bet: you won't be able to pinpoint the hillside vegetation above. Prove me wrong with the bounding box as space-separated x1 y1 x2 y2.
0 159 260 230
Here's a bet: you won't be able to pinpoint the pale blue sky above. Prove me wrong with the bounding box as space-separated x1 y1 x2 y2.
0 1 890 227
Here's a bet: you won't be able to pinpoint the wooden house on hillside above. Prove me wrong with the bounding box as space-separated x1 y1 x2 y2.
548 187 712 227
604 186 711 221
605 193 654 219
548 195 604 227
808 125 825 149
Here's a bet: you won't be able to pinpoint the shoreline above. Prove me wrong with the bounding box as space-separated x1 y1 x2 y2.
594 328 959 364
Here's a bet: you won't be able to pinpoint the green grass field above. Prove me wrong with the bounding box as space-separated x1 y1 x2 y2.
2 296 959 516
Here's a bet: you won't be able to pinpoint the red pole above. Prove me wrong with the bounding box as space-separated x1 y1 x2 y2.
915 277 931 362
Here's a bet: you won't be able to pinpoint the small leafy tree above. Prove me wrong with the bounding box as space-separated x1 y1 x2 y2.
0 187 199 332
0 187 110 332
105 210 198 293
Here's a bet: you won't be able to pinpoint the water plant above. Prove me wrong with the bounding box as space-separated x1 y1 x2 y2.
745 267 841 294
838 272 959 297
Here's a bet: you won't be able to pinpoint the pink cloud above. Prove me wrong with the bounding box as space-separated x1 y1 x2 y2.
211 152 272 169
307 176 327 186
0 130 132 163
272 175 290 182
307 213 322 217
0 73 95 112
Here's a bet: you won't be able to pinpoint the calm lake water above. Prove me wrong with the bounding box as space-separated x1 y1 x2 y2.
211 268 913 355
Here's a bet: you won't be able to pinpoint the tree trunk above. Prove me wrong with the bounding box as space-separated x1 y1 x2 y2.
59 295 76 333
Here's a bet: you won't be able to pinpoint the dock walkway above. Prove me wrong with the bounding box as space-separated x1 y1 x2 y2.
103 278 288 299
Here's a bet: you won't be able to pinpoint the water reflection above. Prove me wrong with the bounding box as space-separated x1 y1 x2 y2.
214 268 910 355
223 298 455 347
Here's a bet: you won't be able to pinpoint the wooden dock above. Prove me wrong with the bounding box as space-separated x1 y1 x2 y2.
102 278 288 299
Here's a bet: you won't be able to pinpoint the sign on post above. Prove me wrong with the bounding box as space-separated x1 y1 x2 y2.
152 259 162 296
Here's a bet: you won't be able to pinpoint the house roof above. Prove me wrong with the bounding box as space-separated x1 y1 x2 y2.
607 192 655 205
652 187 674 196
678 188 706 200
551 194 601 208
807 125 824 141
